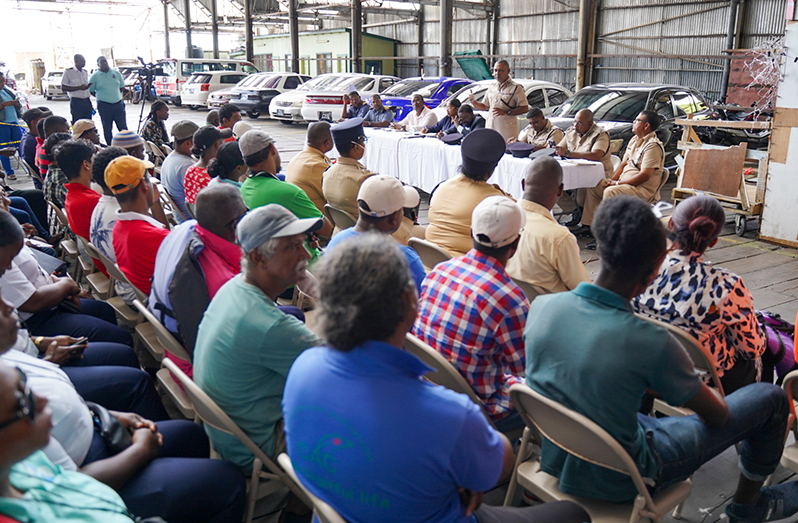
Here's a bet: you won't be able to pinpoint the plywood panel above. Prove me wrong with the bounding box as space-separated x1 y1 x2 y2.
681 143 748 198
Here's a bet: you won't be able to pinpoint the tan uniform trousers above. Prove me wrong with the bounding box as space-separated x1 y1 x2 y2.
582 179 657 226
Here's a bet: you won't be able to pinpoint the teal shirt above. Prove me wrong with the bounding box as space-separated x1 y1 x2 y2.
524 282 702 502
193 274 321 470
0 451 134 522
88 68 125 103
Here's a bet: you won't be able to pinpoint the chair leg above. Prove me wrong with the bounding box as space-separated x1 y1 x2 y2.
502 428 530 506
672 500 685 519
245 458 263 523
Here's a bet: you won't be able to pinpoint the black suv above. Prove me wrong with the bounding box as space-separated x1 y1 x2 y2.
549 83 712 169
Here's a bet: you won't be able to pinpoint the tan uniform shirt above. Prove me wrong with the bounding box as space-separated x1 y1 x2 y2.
518 120 565 148
505 200 590 294
619 131 665 200
285 146 331 213
321 156 376 219
425 174 511 256
558 123 613 177
481 79 528 143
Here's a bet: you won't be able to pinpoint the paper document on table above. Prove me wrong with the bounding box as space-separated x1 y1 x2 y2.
568 159 597 165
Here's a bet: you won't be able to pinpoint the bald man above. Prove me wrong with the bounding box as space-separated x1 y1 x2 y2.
505 157 590 294
285 122 333 213
469 60 528 143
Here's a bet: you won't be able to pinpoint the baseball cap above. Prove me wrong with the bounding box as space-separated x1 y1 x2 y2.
236 204 322 253
357 175 418 217
171 120 199 141
111 130 145 149
239 130 275 157
471 195 526 249
72 119 96 139
104 155 155 194
22 107 51 125
232 121 254 140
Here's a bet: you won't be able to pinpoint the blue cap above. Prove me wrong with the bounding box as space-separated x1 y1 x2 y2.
461 128 506 174
331 118 365 151
507 142 534 158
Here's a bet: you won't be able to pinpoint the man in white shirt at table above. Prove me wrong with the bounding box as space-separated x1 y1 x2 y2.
391 94 437 132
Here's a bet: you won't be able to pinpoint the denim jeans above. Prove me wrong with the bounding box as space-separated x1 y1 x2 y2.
0 122 22 174
8 196 48 238
640 382 789 492
96 100 127 145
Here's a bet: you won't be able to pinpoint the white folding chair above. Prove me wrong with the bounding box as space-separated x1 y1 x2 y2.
45 200 79 277
504 383 692 523
277 454 348 523
164 358 311 523
90 247 141 327
780 370 798 472
146 140 166 167
324 204 356 231
407 238 452 272
510 277 546 303
76 236 110 299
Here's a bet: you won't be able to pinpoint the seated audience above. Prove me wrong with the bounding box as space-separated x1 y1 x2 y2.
231 120 253 140
38 116 70 179
194 205 322 471
239 130 333 238
340 90 369 120
0 213 133 348
207 141 246 188
106 156 169 297
426 128 511 256
362 94 394 127
159 120 198 222
20 108 51 185
72 118 102 146
514 107 564 150
218 103 241 143
1 187 50 242
206 109 220 127
285 121 333 213
446 103 485 138
184 125 225 209
110 130 146 161
635 195 766 393
140 100 169 147
283 233 591 523
525 196 797 523
505 157 590 294
322 118 376 221
392 184 425 246
392 94 438 132
326 175 426 294
423 97 461 135
42 132 71 208
414 196 529 432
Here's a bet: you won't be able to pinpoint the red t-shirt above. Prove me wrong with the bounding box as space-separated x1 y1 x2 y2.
112 212 169 296
35 137 49 177
64 182 107 276
183 165 211 205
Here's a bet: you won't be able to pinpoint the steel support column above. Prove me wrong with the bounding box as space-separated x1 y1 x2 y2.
417 8 424 75
440 0 453 76
163 0 170 58
720 0 740 102
351 0 362 73
244 0 253 62
575 0 590 90
289 0 299 72
211 0 219 58
184 0 192 58
491 0 500 58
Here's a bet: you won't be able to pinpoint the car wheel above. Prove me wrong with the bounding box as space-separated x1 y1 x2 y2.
248 110 260 119
173 97 182 106
279 120 293 125
46 95 52 100
189 105 198 111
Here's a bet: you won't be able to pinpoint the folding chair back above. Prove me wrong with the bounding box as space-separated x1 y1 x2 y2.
277 454 348 523
511 277 546 303
19 157 44 185
146 140 166 167
324 204 356 231
132 299 192 361
160 143 173 155
407 238 452 271
46 199 70 230
780 370 798 472
92 248 148 303
156 183 188 222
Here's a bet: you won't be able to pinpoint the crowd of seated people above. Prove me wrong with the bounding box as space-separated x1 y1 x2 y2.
0 96 795 523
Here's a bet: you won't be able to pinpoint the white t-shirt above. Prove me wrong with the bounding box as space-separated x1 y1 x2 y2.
62 67 91 99
400 106 438 132
0 245 53 320
90 195 136 304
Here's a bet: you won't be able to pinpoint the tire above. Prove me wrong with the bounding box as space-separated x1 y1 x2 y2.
735 215 747 237
247 110 260 119
279 120 293 125
173 97 182 107
46 96 52 100
189 105 198 111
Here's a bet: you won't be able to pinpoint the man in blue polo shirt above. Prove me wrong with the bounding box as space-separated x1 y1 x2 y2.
89 56 127 145
525 196 798 523
283 233 590 523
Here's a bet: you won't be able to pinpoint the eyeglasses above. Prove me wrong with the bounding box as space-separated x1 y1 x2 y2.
0 368 36 431
225 213 247 231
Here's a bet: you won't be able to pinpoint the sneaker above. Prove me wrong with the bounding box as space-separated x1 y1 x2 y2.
6 173 15 180
570 225 593 238
726 482 798 523
585 240 597 250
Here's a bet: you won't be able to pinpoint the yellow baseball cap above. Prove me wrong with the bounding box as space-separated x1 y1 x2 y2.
104 156 155 195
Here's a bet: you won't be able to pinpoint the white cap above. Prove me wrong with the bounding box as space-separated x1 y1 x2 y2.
357 175 418 217
239 130 275 157
403 185 420 209
471 196 526 248
232 121 254 140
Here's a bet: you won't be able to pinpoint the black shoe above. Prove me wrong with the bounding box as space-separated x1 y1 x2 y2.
585 240 597 250
571 225 593 238
563 207 582 228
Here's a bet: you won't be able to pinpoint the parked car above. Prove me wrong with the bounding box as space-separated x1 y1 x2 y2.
549 83 713 169
207 88 234 109
180 71 249 110
154 58 258 106
42 71 66 100
269 73 345 124
299 73 400 123
434 79 572 135
380 77 474 120
229 72 311 118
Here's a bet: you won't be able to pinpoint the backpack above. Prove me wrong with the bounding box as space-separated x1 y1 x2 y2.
756 310 798 383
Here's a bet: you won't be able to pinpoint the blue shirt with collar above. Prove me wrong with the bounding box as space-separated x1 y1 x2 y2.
426 114 456 134
346 102 370 119
524 282 702 502
363 106 394 124
283 340 505 523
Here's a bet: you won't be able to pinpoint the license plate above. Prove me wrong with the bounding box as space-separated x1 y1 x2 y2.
319 111 332 121
276 109 285 116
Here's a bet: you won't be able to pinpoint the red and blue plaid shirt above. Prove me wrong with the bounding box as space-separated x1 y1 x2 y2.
413 249 529 421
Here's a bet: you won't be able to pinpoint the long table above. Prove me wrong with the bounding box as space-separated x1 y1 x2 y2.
352 128 606 199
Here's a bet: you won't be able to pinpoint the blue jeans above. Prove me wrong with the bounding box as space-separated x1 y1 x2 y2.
8 189 48 230
0 122 22 174
96 100 127 145
24 298 134 347
69 97 93 123
8 196 49 238
641 382 789 492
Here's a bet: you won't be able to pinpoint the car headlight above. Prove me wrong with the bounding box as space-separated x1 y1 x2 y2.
292 100 303 108
610 139 624 154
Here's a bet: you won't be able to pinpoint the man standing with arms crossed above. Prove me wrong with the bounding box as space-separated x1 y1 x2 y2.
61 54 92 124
468 60 528 143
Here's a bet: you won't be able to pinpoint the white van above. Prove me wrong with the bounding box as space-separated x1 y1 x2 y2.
153 58 259 106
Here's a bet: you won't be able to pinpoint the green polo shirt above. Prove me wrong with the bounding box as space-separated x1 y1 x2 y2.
240 172 323 219
88 68 125 104
524 282 702 503
193 275 320 471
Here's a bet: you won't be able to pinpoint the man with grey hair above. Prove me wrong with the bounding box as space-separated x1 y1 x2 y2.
282 233 591 523
506 157 590 294
285 121 334 213
193 204 322 471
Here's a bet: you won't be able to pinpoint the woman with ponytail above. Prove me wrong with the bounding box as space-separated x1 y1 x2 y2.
183 126 224 208
634 194 766 393
139 101 169 147
207 141 247 188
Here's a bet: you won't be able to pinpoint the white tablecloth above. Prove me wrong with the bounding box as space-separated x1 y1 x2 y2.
350 129 605 199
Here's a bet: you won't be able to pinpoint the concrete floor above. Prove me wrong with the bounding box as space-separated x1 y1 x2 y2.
15 95 798 522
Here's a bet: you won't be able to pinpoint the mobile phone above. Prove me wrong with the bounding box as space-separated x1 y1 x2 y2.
63 337 88 350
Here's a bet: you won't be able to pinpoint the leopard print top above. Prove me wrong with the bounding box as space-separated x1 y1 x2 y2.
633 250 765 379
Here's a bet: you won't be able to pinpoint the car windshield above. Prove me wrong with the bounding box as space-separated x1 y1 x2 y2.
298 75 345 92
552 89 648 122
328 76 373 92
382 80 440 98
187 74 211 84
237 74 266 88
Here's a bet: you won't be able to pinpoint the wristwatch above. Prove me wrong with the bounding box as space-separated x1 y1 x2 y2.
565 150 570 158
506 109 512 115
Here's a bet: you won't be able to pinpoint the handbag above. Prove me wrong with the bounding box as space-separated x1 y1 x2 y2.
86 402 133 453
